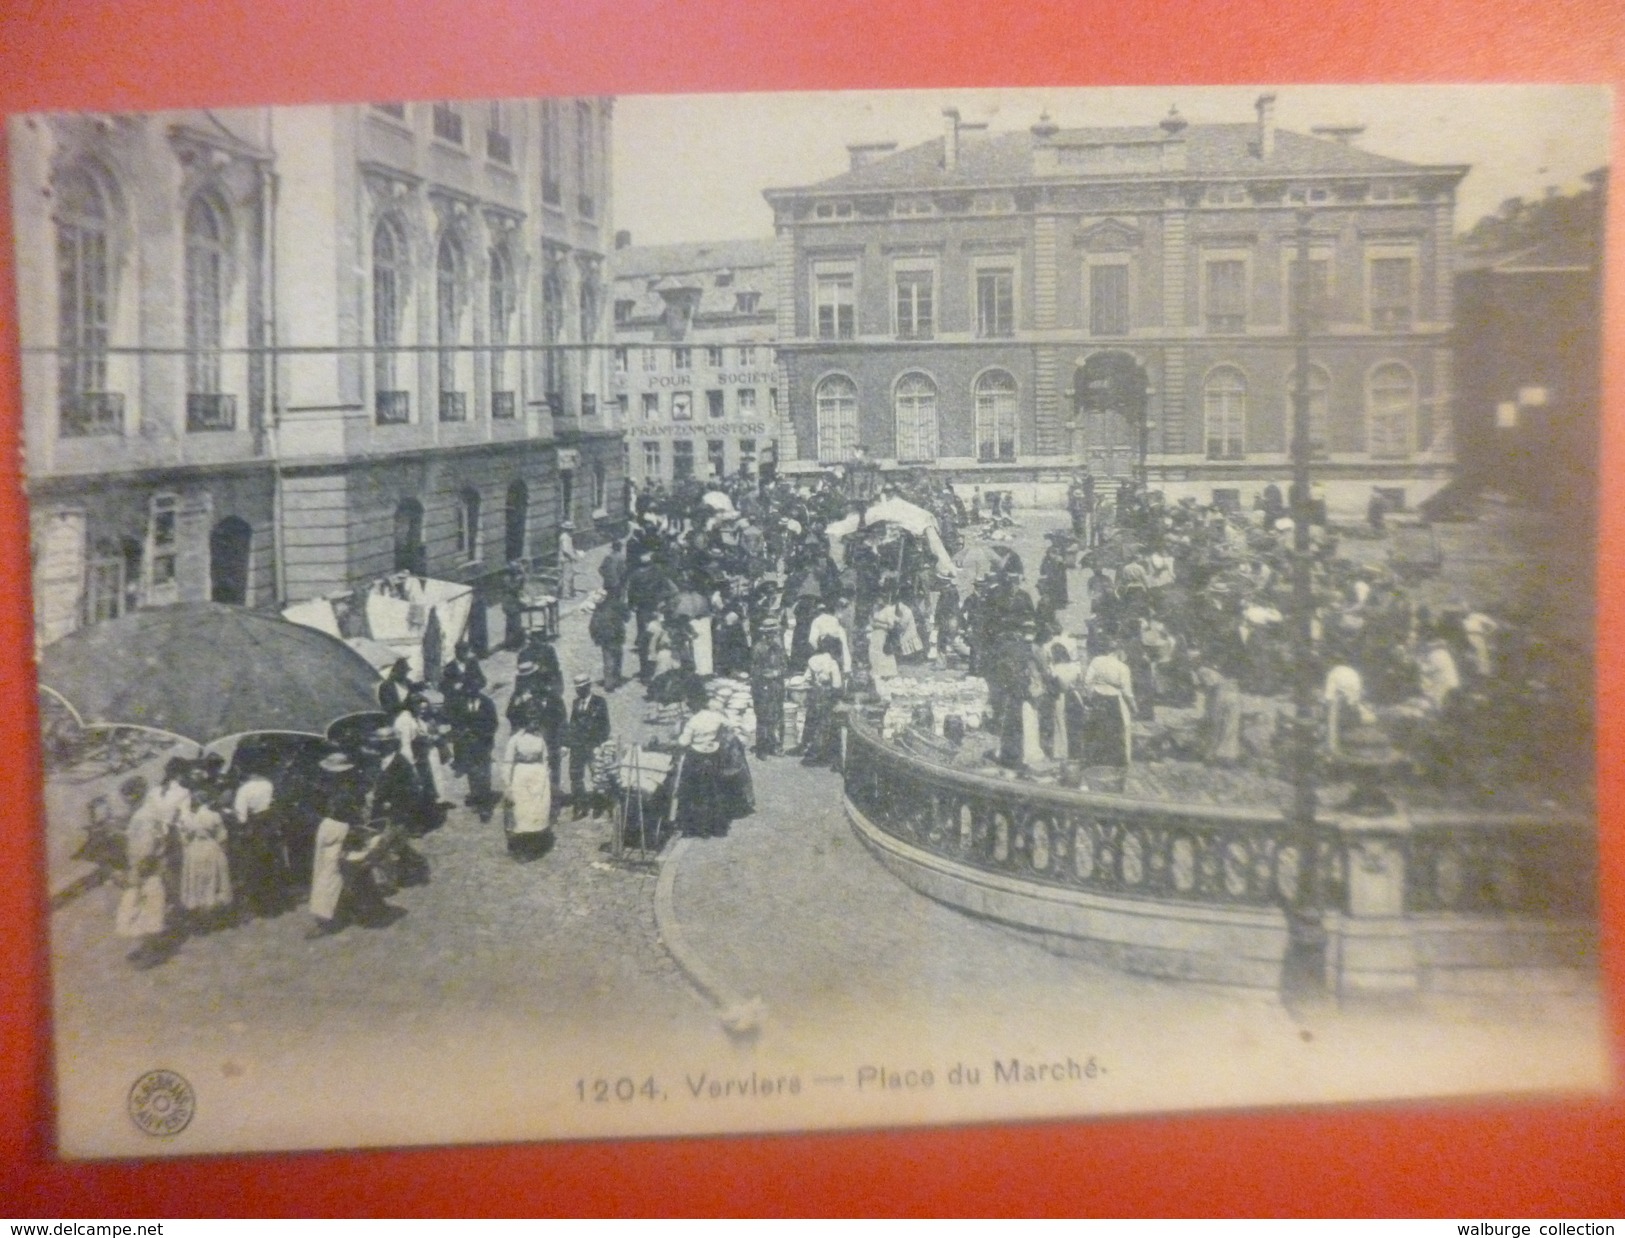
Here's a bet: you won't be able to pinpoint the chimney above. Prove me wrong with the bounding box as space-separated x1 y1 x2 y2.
1031 110 1058 140
1160 105 1188 136
1255 93 1277 159
614 229 632 250
846 141 898 172
942 107 960 171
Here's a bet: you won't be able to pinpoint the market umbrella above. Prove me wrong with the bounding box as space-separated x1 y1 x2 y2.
39 602 384 748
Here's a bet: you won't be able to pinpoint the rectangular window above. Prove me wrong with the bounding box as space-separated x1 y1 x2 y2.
581 393 597 420
769 388 778 416
642 347 659 373
814 266 855 340
737 387 757 415
895 268 934 340
738 345 756 367
1287 257 1331 330
673 348 691 371
643 440 662 477
614 394 629 423
486 103 511 163
541 102 562 206
613 347 628 373
1089 263 1130 335
148 495 178 592
671 392 692 421
708 439 726 478
1370 256 1414 330
739 438 757 475
975 268 1015 337
642 392 660 420
672 440 694 480
432 102 464 145
576 101 597 218
614 300 635 325
373 103 407 120
707 389 725 419
735 291 760 313
706 347 724 368
1205 259 1247 333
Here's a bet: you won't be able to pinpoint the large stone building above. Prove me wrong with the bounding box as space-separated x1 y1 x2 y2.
14 99 624 647
764 96 1468 513
607 237 780 486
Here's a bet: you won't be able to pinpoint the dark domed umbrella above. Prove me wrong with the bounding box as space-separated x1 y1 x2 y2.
39 602 383 747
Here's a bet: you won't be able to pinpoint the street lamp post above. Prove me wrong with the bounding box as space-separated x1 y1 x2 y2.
1286 205 1326 995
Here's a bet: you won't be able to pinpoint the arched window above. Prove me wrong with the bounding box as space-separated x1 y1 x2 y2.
814 374 859 463
56 167 117 435
893 373 938 463
974 370 1018 462
1284 364 1331 457
1204 365 1247 460
488 246 516 418
373 217 409 423
184 193 232 430
436 232 467 421
456 488 482 562
1367 362 1415 458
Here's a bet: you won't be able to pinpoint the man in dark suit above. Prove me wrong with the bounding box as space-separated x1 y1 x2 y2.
450 688 499 821
562 673 611 818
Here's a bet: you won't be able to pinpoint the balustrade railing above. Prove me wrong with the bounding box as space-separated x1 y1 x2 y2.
845 716 1594 922
844 717 1330 911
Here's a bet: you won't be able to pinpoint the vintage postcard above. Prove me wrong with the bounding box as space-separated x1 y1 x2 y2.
15 84 1612 1158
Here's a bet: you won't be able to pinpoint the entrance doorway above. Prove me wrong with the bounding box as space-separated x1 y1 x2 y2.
209 516 253 605
393 499 426 575
504 480 528 563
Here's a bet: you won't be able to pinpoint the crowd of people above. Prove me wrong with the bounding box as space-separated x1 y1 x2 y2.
81 461 1584 967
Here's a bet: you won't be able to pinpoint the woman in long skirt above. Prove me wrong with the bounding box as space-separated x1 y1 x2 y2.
177 782 233 930
502 708 553 859
672 686 732 838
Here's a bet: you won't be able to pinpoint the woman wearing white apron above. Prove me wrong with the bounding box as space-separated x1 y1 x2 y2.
117 775 176 968
503 707 554 859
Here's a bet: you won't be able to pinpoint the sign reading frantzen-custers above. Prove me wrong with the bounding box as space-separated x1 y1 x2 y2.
639 421 771 437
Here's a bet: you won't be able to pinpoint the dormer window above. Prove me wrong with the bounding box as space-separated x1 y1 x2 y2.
814 201 854 220
735 291 760 314
715 270 734 287
614 299 635 325
1204 184 1249 206
894 198 934 216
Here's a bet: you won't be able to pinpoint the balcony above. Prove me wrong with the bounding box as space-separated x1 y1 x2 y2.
60 392 125 437
186 392 237 432
375 390 411 425
438 390 468 423
486 129 512 164
491 391 517 420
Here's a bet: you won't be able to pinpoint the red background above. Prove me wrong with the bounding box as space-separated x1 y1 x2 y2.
1 0 1622 1216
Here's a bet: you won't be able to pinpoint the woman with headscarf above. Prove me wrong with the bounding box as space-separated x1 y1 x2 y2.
799 634 846 768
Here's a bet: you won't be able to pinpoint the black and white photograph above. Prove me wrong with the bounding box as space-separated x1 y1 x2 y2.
14 84 1612 1158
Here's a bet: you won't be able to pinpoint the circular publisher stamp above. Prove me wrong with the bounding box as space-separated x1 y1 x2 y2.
127 1069 195 1137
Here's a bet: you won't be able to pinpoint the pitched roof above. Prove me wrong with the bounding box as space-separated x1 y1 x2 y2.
783 122 1436 195
609 237 776 280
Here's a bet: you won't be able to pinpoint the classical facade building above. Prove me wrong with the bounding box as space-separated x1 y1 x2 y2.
764 97 1468 513
607 237 780 486
15 99 624 646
